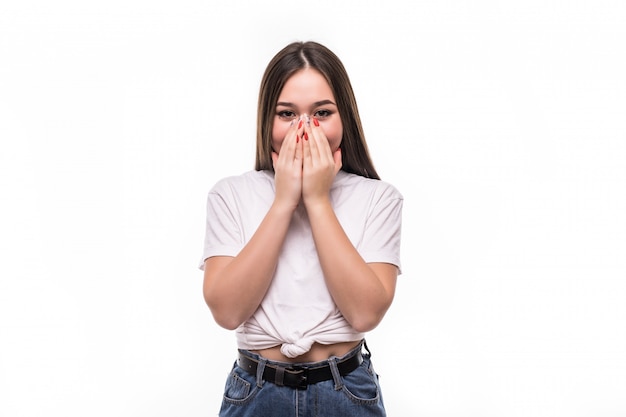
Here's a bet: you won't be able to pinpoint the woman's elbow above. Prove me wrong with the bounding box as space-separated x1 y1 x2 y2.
348 311 386 333
206 301 244 330
212 313 242 331
203 293 244 330
347 298 394 333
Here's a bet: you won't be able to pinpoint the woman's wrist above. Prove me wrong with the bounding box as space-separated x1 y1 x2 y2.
271 198 300 215
303 195 332 215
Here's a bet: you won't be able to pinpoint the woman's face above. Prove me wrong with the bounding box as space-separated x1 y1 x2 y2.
272 68 343 154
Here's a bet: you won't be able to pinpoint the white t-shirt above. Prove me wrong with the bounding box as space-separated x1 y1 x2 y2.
200 169 403 358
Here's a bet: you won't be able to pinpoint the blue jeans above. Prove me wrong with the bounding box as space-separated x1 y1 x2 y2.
218 341 386 417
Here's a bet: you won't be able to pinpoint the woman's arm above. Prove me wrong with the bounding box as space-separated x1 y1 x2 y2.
305 202 398 332
203 202 295 330
301 120 397 332
203 121 304 330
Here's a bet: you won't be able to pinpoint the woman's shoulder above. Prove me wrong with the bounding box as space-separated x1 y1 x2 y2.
209 170 274 194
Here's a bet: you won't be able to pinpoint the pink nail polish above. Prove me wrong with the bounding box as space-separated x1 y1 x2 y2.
313 118 319 127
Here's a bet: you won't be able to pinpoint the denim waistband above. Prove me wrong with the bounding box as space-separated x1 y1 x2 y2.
237 340 367 389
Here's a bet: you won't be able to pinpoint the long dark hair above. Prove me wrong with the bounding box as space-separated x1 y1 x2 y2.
255 41 380 180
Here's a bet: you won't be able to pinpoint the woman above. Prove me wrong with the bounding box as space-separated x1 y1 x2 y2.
200 41 403 416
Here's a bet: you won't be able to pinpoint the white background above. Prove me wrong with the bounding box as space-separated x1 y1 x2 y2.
1 1 625 416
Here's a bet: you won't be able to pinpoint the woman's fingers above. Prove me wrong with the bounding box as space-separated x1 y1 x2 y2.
273 119 303 207
277 120 298 164
301 115 340 205
303 115 334 166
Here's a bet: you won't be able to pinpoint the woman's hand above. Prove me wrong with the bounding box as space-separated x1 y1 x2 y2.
271 119 304 210
302 116 342 208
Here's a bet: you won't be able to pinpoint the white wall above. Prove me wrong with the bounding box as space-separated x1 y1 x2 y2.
1 1 625 416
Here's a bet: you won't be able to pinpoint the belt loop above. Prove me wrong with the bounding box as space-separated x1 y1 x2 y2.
255 358 267 388
327 357 343 391
363 339 371 358
275 365 285 386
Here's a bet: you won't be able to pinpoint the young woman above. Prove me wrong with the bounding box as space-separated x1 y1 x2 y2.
200 41 403 416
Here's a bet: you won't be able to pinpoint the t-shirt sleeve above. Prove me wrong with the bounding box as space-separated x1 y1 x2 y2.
359 186 403 274
198 189 244 270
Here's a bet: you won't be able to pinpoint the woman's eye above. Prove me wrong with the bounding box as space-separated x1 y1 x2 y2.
314 109 332 119
277 110 296 119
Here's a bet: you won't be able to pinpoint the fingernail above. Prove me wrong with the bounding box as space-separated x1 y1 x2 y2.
296 134 299 143
298 120 303 129
304 132 309 141
313 118 319 127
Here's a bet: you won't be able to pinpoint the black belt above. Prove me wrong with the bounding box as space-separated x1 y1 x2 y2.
237 349 363 390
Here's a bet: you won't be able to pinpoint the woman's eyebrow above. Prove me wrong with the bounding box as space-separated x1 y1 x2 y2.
276 100 337 108
312 100 336 107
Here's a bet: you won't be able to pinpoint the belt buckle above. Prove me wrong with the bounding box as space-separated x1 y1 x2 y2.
291 366 309 390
